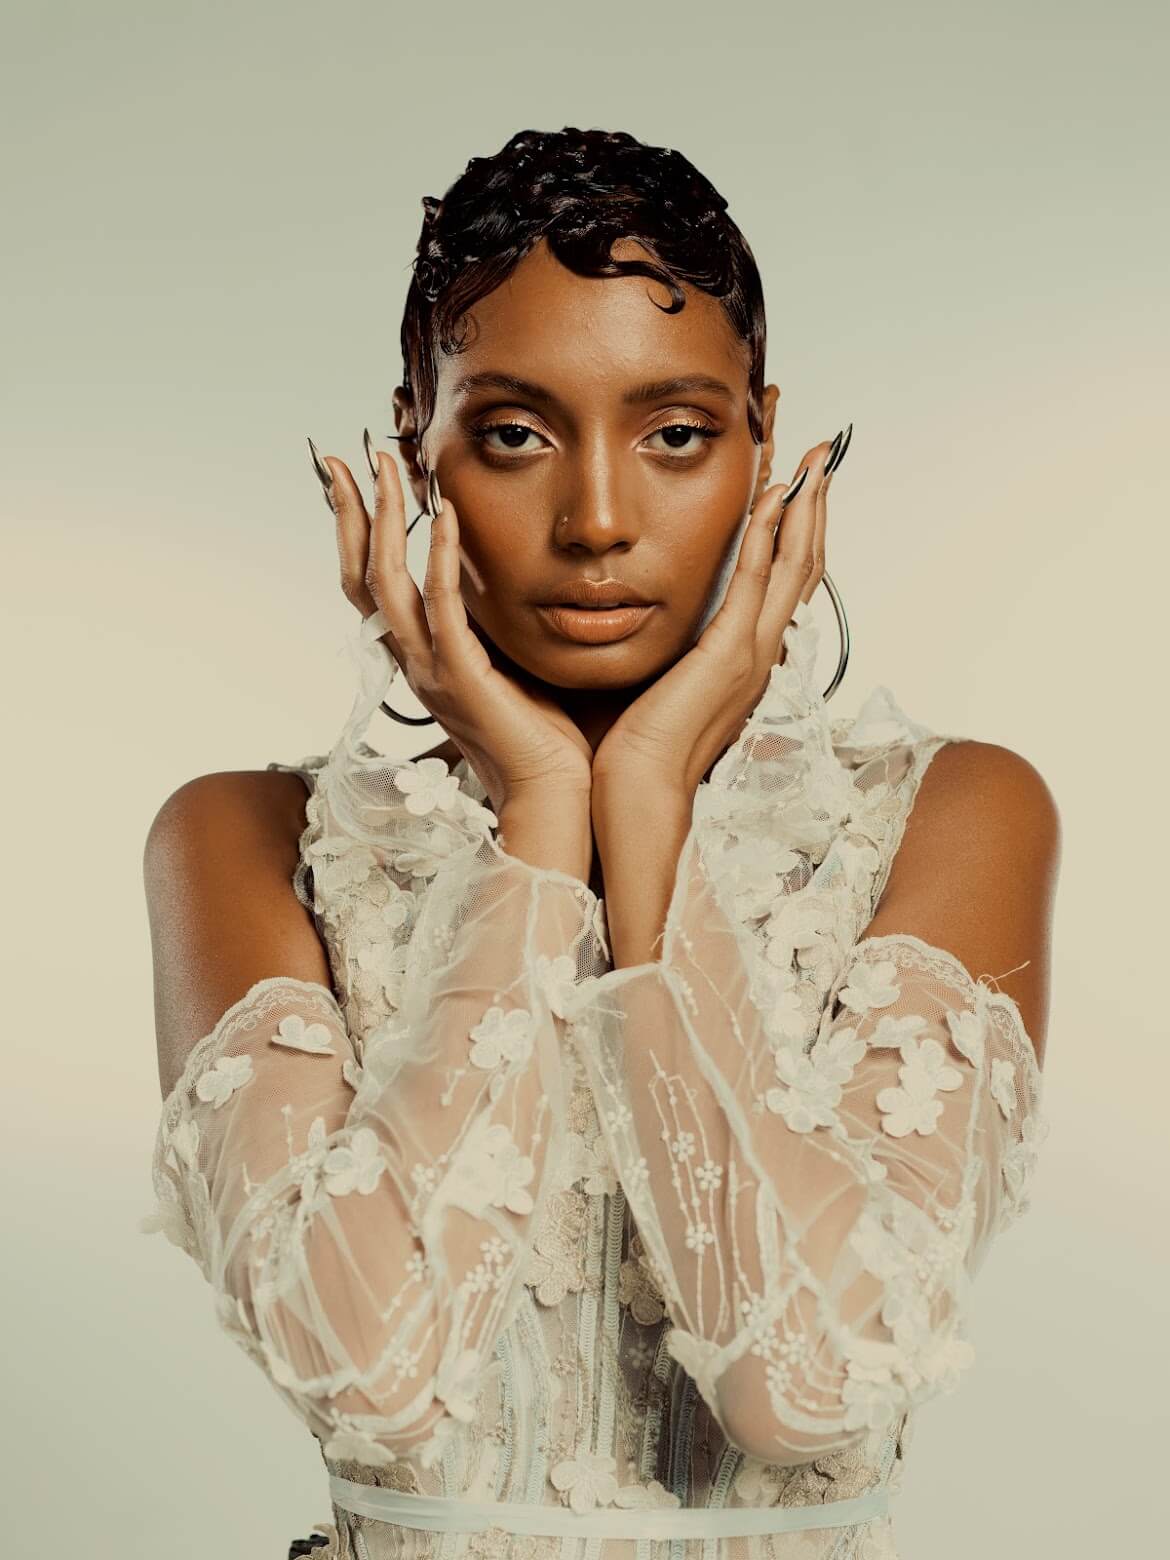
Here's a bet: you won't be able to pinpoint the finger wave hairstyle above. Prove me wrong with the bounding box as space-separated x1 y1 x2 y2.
398 126 768 456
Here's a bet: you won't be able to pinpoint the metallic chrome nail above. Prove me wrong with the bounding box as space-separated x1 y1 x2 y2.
825 422 853 477
363 427 379 481
307 436 335 514
427 469 442 518
823 429 844 476
780 465 810 506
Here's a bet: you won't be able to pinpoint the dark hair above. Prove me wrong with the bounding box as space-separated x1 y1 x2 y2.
399 127 767 453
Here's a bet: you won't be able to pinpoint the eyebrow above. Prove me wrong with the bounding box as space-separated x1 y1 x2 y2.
450 370 736 411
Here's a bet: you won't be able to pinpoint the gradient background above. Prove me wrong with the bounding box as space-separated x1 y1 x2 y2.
3 1 1165 1554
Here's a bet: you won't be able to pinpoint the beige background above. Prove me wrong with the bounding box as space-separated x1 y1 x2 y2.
2 0 1165 1554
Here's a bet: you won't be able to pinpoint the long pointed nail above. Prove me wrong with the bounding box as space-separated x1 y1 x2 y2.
307 436 335 514
826 422 853 476
427 469 442 517
823 429 844 476
780 465 810 506
363 427 379 481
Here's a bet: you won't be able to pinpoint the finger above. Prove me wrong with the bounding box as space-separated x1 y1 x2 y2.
760 440 834 644
697 481 788 662
420 493 484 673
800 457 829 605
366 441 430 665
323 454 379 618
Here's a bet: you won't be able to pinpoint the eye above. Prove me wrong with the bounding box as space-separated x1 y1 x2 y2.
644 420 720 457
469 421 548 455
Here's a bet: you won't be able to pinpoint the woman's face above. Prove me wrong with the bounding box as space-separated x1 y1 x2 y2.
394 236 780 700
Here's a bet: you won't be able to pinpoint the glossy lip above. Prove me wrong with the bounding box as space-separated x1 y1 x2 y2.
537 604 655 644
540 578 655 608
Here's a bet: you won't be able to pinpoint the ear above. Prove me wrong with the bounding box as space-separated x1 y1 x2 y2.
753 383 781 503
391 387 429 516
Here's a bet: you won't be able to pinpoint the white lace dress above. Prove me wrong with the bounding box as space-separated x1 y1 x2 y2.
141 600 1049 1559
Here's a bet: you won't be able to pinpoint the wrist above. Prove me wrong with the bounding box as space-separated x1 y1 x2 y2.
497 790 593 884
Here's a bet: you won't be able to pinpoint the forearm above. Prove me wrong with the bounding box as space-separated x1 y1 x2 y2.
592 773 692 967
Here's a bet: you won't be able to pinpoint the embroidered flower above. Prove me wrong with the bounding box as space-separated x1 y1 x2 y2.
684 1220 716 1252
392 757 463 817
271 1014 337 1055
694 1159 723 1191
442 1121 536 1217
874 1035 964 1138
946 1006 985 1066
867 1013 929 1050
194 1053 253 1109
322 1426 397 1466
990 1057 1017 1119
322 1127 385 1195
416 1411 459 1470
764 1045 845 1132
613 1478 681 1509
809 1024 867 1085
619 1252 666 1326
550 1450 620 1513
435 1343 481 1422
837 958 901 1014
840 1355 904 1432
534 952 580 1020
1001 1110 1049 1220
669 1130 696 1161
468 1005 535 1071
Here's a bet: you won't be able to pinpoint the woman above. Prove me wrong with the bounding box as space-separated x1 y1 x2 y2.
142 127 1060 1558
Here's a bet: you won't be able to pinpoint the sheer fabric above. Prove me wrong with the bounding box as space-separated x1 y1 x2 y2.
142 602 1049 1558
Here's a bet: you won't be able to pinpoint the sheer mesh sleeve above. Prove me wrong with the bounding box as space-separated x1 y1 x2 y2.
141 611 609 1470
562 602 1050 1467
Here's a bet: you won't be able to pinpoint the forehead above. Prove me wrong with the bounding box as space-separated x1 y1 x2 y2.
439 237 747 403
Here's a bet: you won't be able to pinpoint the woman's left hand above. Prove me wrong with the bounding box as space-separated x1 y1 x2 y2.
591 432 844 809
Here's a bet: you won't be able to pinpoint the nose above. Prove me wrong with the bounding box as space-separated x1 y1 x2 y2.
553 450 640 554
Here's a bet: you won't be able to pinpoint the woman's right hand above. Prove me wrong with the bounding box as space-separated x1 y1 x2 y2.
318 440 595 814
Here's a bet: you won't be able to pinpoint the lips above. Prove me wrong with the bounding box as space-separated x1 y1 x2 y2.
542 579 654 609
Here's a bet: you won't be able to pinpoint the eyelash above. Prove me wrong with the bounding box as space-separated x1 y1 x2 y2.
468 418 720 459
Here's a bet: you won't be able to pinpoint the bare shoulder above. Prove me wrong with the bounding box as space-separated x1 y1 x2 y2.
862 739 1062 1065
144 769 331 1099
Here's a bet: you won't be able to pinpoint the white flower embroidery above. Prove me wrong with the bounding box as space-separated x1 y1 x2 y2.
194 1053 253 1109
468 1005 535 1071
764 1041 855 1133
393 757 463 817
694 1159 723 1191
990 1057 1017 1119
946 1006 985 1066
322 1127 385 1195
837 957 901 1014
170 1116 201 1168
270 1014 337 1055
868 1013 929 1049
840 1355 903 1432
550 1450 620 1513
684 1220 716 1252
809 1024 867 1084
669 1130 696 1161
321 1426 397 1466
534 952 579 1020
434 1343 482 1422
875 1035 964 1137
443 1121 536 1217
416 1411 459 1469
613 1478 682 1510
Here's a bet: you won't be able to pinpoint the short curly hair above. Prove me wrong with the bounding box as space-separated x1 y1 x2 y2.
399 126 767 454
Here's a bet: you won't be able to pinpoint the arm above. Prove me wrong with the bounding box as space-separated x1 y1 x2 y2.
570 721 1059 1468
142 766 603 1470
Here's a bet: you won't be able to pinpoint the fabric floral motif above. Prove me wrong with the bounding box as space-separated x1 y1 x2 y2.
764 1025 865 1132
193 1053 253 1109
534 952 580 1020
320 1127 386 1196
990 1057 1018 1119
270 1014 337 1055
468 1005 536 1073
441 1119 536 1217
874 1035 965 1138
612 1477 681 1509
524 1185 587 1306
549 1449 620 1512
393 756 464 817
837 957 901 1014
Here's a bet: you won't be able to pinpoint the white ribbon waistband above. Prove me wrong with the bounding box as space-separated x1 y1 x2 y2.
329 1476 891 1540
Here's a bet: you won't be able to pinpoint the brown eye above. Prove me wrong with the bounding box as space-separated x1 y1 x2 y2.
470 421 546 454
645 422 719 456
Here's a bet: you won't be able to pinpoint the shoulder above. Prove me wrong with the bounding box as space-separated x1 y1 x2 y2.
863 739 1062 1063
145 770 328 1098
